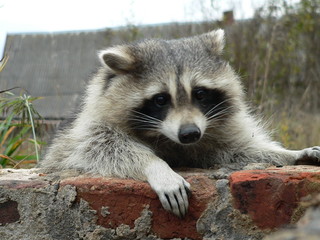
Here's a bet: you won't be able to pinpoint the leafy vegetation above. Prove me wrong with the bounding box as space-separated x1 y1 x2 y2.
0 90 44 168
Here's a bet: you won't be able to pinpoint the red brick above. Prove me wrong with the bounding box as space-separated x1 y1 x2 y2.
230 166 320 229
61 174 216 239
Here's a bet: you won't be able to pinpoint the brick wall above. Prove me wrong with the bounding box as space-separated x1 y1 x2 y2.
0 166 320 240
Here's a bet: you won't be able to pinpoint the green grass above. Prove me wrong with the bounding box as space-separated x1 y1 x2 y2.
0 91 45 168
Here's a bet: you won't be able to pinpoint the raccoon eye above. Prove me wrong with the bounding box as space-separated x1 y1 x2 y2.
153 93 170 107
193 88 208 101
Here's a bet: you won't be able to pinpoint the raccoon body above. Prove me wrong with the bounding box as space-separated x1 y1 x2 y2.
42 30 320 217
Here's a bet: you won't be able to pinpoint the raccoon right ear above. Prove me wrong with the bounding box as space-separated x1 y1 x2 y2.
201 29 225 55
98 46 136 73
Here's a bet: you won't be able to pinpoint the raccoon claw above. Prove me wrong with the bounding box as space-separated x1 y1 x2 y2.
157 179 190 218
295 146 320 165
302 146 320 159
160 183 190 218
145 161 191 218
311 146 320 153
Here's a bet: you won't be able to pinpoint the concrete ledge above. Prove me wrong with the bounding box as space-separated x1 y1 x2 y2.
0 166 320 240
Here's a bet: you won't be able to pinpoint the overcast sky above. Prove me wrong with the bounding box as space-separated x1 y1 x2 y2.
0 0 294 59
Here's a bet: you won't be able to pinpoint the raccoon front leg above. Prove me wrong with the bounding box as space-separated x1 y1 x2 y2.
96 134 191 218
145 160 190 217
228 117 320 166
55 125 190 218
234 144 320 167
212 146 320 179
264 146 320 166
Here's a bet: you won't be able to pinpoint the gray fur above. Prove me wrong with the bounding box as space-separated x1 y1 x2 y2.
42 30 320 217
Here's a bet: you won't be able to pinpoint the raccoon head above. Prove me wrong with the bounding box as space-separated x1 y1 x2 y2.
98 29 242 145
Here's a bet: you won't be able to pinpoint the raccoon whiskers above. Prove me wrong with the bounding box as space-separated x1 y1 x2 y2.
130 126 159 131
131 110 163 123
204 100 229 118
129 110 162 131
206 106 235 128
129 118 159 125
128 121 159 131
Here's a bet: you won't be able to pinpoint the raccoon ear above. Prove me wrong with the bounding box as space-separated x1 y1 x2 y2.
201 29 225 55
98 46 136 73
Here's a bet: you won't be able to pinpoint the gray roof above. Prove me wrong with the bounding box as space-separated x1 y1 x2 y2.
0 23 214 119
0 31 111 119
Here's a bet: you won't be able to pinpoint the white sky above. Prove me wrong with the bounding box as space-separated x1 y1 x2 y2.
0 0 283 59
0 0 265 33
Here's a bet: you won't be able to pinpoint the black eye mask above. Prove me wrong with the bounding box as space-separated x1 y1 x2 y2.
192 87 231 120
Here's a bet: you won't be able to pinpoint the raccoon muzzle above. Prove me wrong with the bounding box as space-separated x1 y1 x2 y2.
178 124 201 144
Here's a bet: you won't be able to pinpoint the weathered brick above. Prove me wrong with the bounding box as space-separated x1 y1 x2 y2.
61 173 216 239
230 165 320 229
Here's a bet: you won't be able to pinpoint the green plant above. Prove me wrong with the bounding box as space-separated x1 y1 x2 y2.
0 90 44 168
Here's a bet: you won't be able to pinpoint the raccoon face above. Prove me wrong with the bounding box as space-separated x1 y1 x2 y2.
128 84 231 145
134 90 205 144
99 29 239 145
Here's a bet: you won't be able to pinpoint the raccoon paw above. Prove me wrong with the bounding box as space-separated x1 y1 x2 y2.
145 161 191 218
295 146 320 165
156 177 190 218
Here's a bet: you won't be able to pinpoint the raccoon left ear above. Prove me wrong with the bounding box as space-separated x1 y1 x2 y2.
98 46 136 73
201 29 225 55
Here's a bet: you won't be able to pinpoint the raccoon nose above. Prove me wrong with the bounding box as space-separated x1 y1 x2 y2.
178 124 201 144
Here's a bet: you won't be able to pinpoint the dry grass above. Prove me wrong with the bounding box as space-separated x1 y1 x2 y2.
269 110 320 150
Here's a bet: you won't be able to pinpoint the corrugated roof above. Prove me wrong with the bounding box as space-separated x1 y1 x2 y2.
0 31 111 119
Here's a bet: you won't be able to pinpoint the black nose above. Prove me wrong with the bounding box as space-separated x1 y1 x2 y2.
178 125 201 144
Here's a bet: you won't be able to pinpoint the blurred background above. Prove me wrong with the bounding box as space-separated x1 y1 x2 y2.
0 0 319 168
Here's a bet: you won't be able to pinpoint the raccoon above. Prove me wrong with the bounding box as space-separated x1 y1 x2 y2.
42 29 320 218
